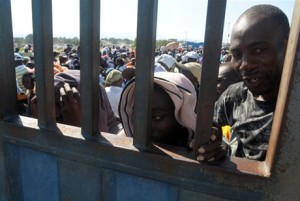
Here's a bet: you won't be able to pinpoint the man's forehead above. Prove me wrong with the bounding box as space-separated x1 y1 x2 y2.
230 17 277 49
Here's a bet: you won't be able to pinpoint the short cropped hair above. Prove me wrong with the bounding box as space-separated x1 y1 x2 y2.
238 4 290 38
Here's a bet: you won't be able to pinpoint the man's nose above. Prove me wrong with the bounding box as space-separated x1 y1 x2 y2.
239 54 257 72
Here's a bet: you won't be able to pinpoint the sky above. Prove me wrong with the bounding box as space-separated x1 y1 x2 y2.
11 0 295 43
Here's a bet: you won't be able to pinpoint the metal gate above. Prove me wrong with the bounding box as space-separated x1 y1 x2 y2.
1 0 300 200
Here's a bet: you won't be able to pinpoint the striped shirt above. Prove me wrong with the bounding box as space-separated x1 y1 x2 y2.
15 64 30 92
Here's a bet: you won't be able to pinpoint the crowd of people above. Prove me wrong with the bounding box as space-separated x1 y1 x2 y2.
13 4 289 162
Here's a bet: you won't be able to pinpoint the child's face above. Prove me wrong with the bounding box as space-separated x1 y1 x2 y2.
151 85 178 144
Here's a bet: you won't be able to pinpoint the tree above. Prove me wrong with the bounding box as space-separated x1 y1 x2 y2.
156 40 169 49
25 34 33 44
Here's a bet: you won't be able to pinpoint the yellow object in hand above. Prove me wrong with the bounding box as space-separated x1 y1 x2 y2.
222 125 231 142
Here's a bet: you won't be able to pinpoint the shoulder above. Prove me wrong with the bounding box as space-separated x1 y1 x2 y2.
219 82 247 102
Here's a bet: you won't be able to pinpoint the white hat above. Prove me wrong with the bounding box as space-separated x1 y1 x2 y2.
185 51 200 60
156 54 176 69
160 46 166 52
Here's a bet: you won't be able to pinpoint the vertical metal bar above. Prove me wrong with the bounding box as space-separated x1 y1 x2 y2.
194 0 227 153
133 0 158 149
0 138 9 201
0 1 13 200
0 0 13 199
266 0 300 171
0 0 18 120
80 0 100 139
32 0 57 130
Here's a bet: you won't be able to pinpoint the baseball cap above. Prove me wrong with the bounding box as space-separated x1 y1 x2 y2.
175 62 202 82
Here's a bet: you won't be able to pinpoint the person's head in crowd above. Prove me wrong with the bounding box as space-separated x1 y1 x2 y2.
175 53 182 62
116 57 125 67
14 53 24 66
22 73 35 92
24 46 29 53
22 56 31 65
160 46 166 54
126 57 136 68
121 52 127 58
122 68 135 85
230 4 289 101
130 51 135 59
73 58 80 70
155 54 176 72
26 61 35 69
216 62 241 100
130 57 136 66
175 62 202 90
119 72 197 146
184 51 200 63
15 47 20 53
59 54 68 66
105 69 123 87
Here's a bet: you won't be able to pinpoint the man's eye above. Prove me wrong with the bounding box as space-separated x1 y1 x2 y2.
152 115 163 121
254 48 266 54
231 51 241 58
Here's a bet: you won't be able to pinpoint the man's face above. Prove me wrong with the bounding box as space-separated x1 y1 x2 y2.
230 16 287 100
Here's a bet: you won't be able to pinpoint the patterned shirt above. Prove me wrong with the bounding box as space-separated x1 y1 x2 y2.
214 82 276 161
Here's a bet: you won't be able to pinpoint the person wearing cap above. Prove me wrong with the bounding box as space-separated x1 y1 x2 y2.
119 72 197 146
126 57 136 68
155 54 176 72
175 62 202 98
105 69 123 117
183 51 200 63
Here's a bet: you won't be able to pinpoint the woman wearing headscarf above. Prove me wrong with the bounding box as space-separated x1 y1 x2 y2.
119 72 197 146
